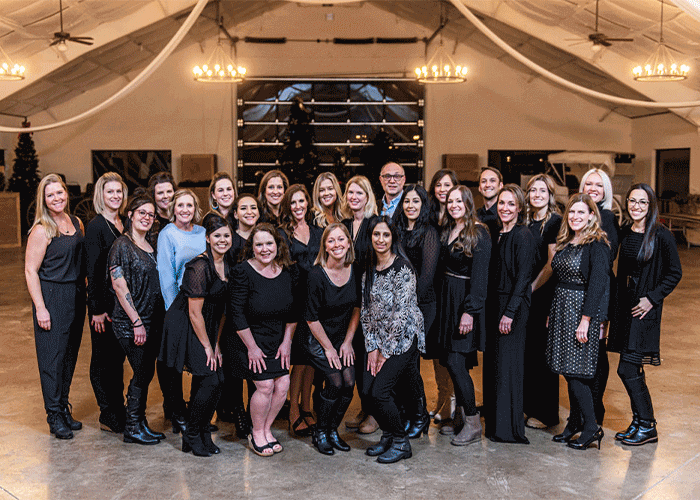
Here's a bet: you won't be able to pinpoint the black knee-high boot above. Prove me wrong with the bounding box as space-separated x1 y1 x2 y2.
123 383 160 445
616 373 642 440
312 392 337 455
328 392 353 452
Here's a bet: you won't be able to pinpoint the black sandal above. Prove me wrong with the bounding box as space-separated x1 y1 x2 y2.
290 416 312 437
248 435 274 457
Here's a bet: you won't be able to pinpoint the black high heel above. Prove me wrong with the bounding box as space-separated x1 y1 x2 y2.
552 424 581 443
567 427 604 450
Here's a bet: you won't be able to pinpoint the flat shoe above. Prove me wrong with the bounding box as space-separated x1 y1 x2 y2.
248 435 274 457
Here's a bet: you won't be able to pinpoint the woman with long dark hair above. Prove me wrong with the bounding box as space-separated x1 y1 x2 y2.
436 186 491 446
85 172 127 433
608 184 682 446
428 168 458 227
161 214 232 456
305 223 360 455
393 184 438 438
257 170 289 225
579 168 620 425
25 173 86 439
279 184 323 437
109 194 166 445
523 174 562 430
484 184 534 444
361 216 425 463
230 224 298 457
547 193 610 450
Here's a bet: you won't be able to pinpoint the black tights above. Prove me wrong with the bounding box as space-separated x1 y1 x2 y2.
564 375 597 432
190 371 223 430
617 360 643 379
445 352 477 416
321 366 355 401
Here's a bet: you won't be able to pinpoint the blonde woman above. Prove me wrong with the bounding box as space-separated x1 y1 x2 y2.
547 193 610 450
25 173 86 439
312 172 344 228
85 172 128 433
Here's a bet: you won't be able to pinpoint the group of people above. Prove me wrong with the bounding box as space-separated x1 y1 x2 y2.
24 160 682 463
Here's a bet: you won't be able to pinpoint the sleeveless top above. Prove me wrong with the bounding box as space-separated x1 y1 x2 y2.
38 215 84 283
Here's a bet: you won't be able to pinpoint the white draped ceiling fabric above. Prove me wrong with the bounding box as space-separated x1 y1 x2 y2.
447 0 700 110
0 0 208 134
673 0 700 21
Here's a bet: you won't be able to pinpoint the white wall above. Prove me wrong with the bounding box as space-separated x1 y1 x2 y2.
631 113 700 195
2 2 638 191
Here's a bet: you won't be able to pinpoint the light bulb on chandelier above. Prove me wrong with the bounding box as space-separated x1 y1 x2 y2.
193 41 245 83
0 45 25 81
415 39 467 84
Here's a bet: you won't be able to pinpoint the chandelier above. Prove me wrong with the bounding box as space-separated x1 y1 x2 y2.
415 3 467 84
0 45 25 81
192 1 245 83
633 0 689 82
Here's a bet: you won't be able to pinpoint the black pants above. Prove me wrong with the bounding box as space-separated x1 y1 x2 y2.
190 371 223 430
33 281 84 413
89 319 125 416
159 363 186 416
564 375 597 432
446 351 477 415
362 338 421 436
353 325 370 413
119 333 159 399
591 339 609 424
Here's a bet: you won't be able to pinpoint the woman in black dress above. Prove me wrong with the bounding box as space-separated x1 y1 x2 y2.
361 217 425 464
147 172 176 232
109 194 166 445
85 172 127 433
230 224 298 457
427 169 459 421
579 168 620 425
279 184 323 437
161 214 232 456
484 184 534 444
305 223 361 455
393 184 438 438
609 184 682 446
437 186 491 446
25 174 86 439
208 172 237 226
341 175 379 434
523 174 562 430
547 193 609 450
257 169 289 225
216 193 259 434
312 172 344 228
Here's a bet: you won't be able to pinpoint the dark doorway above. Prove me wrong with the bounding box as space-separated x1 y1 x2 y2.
488 150 562 186
656 148 690 202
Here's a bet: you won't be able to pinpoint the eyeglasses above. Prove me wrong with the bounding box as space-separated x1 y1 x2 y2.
627 198 649 208
381 174 405 181
136 209 156 220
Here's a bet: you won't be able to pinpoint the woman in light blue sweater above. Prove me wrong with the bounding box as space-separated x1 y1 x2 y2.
157 189 206 431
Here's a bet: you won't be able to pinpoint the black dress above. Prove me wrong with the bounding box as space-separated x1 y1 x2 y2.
484 224 534 443
304 265 361 376
523 214 562 427
160 251 229 376
438 226 491 360
229 261 298 381
342 216 377 272
546 241 609 378
280 224 323 365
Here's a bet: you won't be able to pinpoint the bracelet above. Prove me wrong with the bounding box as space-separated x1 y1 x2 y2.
132 319 143 327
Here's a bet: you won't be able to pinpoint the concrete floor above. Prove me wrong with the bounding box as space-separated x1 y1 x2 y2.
1 245 699 500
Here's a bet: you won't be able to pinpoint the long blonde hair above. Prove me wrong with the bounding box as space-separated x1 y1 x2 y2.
342 175 378 220
525 174 559 231
312 172 344 228
30 173 70 239
556 193 610 251
93 172 128 216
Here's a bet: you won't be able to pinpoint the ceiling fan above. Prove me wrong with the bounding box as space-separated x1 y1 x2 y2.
49 0 94 51
567 0 633 49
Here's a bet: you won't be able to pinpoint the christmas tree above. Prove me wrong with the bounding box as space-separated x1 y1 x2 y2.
280 97 319 188
9 123 41 231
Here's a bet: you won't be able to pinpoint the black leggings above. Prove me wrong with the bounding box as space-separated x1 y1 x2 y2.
617 359 654 421
617 359 643 379
190 371 223 429
564 375 597 432
119 335 158 395
445 351 477 416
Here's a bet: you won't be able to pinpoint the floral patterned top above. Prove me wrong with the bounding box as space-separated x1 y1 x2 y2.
361 256 425 358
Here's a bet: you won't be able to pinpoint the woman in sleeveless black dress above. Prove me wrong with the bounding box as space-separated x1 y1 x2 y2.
25 174 86 439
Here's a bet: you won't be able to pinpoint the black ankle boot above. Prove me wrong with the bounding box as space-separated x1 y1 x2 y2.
141 418 166 440
171 412 188 434
621 419 657 446
182 426 211 457
47 411 73 440
406 397 430 439
60 403 82 431
366 433 393 456
312 428 334 455
615 415 640 441
123 385 160 445
377 435 412 463
201 429 220 454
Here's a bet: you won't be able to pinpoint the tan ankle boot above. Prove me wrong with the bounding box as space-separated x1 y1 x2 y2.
451 410 482 446
358 415 379 434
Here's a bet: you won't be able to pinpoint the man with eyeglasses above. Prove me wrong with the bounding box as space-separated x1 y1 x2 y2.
379 162 406 219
